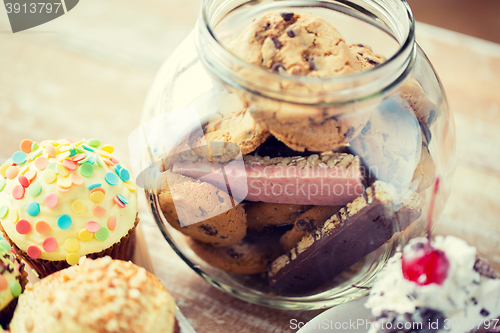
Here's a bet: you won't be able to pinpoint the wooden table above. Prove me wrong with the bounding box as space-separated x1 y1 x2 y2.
1 2 499 332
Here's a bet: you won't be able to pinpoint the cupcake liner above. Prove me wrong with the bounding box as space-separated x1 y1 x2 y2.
0 256 27 329
0 215 139 278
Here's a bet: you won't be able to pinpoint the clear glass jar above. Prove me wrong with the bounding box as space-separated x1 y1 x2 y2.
133 0 456 309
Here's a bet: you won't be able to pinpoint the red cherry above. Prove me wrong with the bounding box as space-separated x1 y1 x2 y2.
402 241 450 286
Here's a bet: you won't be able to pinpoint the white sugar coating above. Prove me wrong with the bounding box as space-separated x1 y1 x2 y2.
366 236 500 333
10 257 177 333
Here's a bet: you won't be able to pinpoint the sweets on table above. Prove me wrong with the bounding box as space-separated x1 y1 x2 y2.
157 11 436 292
366 236 500 333
0 237 26 329
0 139 138 277
10 257 179 333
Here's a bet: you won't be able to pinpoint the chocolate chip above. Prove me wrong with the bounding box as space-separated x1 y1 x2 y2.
361 121 371 135
471 297 478 305
480 309 490 317
270 36 281 49
264 22 270 30
199 224 218 236
366 58 379 65
345 127 355 139
357 44 365 47
420 123 432 143
427 109 437 125
296 219 314 231
272 63 285 73
287 29 295 38
308 57 316 70
280 12 294 21
227 248 243 259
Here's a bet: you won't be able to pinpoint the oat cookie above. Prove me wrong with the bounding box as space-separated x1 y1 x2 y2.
245 202 312 231
158 172 247 246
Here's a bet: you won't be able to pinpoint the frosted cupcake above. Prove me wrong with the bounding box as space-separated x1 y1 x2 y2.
0 237 26 329
0 139 138 277
10 256 179 333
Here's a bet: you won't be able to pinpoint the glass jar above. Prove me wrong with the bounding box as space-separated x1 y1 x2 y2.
132 0 456 309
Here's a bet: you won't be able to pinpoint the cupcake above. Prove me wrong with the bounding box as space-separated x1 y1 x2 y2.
0 237 27 329
10 256 179 333
0 139 138 277
365 235 500 333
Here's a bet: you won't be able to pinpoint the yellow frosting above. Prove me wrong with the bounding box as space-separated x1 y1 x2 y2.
0 139 137 264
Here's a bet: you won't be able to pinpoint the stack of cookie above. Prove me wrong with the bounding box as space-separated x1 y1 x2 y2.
158 12 436 293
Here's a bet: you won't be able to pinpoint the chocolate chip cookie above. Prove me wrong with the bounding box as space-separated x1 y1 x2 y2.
350 44 385 71
159 172 247 246
245 202 312 231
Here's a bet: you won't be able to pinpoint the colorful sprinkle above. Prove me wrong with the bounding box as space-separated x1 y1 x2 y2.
68 148 77 157
78 155 91 164
107 216 116 231
87 138 101 148
57 186 70 193
57 215 72 230
118 168 130 182
95 227 109 241
6 166 19 180
0 239 10 252
35 221 51 234
25 169 37 181
34 157 48 170
9 209 18 223
87 155 96 165
79 163 94 177
66 253 80 266
56 151 71 161
74 146 85 154
12 151 27 165
90 191 105 203
27 246 41 259
105 172 119 186
95 155 104 167
0 163 9 177
103 158 115 166
46 144 56 158
31 148 43 159
83 144 95 152
43 169 57 184
101 145 114 154
4 182 16 194
85 221 100 233
18 175 30 188
90 187 105 195
26 202 40 217
10 281 22 297
43 237 57 252
63 159 77 171
78 229 93 241
73 153 86 162
57 178 72 189
57 139 71 145
114 164 123 174
117 194 130 205
71 200 87 215
70 173 84 186
114 196 126 208
0 206 8 219
64 237 80 252
19 164 30 175
27 182 42 197
12 185 25 200
47 162 58 172
92 205 107 217
87 183 101 190
56 163 70 177
110 157 119 165
16 220 31 234
44 193 59 208
0 276 7 291
20 140 33 154
0 178 5 192
31 141 40 152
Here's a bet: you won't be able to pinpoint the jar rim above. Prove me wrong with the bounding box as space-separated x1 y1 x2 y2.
197 0 416 103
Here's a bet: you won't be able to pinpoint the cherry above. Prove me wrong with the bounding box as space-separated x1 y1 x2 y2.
402 241 450 285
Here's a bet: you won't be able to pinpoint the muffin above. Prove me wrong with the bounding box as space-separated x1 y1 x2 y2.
0 237 27 329
366 236 500 333
0 139 138 277
10 256 179 333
